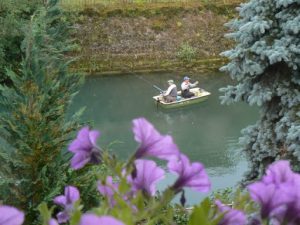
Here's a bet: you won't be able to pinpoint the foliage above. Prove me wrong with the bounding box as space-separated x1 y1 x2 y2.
176 42 197 63
172 206 189 225
0 0 42 83
210 187 234 205
37 118 213 225
211 187 256 215
0 0 100 224
35 121 298 225
220 0 300 181
2 118 300 225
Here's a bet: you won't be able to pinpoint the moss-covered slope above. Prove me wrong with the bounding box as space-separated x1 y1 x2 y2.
69 2 239 74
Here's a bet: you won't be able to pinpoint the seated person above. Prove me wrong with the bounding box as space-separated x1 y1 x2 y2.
181 76 198 98
163 80 177 103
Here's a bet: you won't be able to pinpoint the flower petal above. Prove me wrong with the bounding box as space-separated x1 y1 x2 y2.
184 162 210 192
71 152 91 170
53 196 67 207
132 118 179 161
65 186 80 203
97 176 118 197
89 130 100 146
0 206 24 225
131 159 165 196
215 200 246 225
263 160 296 185
69 127 93 152
248 182 289 218
48 218 59 225
168 154 211 193
79 214 125 225
57 211 69 224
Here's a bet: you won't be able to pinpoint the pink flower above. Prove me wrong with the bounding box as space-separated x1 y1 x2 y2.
168 153 211 193
54 186 80 223
0 206 24 225
68 127 101 170
79 214 124 225
48 218 58 225
215 200 246 225
248 160 300 223
129 159 165 196
132 118 179 161
97 176 119 207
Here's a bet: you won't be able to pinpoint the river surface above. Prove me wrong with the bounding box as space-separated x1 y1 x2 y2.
71 72 258 205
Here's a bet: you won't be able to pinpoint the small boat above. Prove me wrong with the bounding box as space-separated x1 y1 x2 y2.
153 87 211 109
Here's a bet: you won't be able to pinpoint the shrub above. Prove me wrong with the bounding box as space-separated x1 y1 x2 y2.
176 42 197 63
2 118 300 225
0 1 101 224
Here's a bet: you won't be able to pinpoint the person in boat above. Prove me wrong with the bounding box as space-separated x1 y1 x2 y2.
181 76 199 98
162 79 177 103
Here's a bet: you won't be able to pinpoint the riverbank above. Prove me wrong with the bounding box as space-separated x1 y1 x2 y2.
66 1 241 74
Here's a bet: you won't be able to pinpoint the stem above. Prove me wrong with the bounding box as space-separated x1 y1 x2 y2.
135 188 176 224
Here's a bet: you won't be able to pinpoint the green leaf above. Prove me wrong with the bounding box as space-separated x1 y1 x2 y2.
118 176 130 194
132 191 145 211
37 203 53 225
70 200 83 225
188 198 213 225
110 195 134 225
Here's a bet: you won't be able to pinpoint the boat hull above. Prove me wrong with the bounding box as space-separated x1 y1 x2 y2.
153 88 211 109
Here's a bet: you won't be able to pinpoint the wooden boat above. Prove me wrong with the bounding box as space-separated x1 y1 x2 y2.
153 87 211 109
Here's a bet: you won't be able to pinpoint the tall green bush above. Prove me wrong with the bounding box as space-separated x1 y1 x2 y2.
0 0 42 83
0 0 87 223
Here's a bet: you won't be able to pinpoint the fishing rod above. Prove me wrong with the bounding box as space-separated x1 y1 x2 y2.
133 73 164 93
127 71 163 110
152 84 164 93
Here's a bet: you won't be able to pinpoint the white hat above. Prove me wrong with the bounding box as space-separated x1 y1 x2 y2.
168 80 174 84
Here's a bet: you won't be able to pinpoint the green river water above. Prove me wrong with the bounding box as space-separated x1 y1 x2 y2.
71 72 258 205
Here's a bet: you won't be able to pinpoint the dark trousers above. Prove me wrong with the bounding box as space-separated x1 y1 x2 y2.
163 95 176 103
182 89 195 98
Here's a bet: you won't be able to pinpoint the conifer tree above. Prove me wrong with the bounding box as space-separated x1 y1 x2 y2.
0 0 87 223
0 0 42 83
220 0 300 181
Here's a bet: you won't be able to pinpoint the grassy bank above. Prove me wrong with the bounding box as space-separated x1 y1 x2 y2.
61 0 242 9
65 1 241 74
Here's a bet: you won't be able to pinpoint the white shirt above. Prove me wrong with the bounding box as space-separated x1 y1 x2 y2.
164 84 176 96
181 81 197 91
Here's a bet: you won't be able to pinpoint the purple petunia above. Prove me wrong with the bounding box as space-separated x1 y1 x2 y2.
97 176 119 207
0 205 24 225
248 160 300 224
215 200 246 225
128 159 165 196
276 183 300 224
168 153 211 193
54 186 80 223
48 218 58 225
68 126 101 170
132 118 180 161
79 214 125 225
248 182 288 219
262 160 300 186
